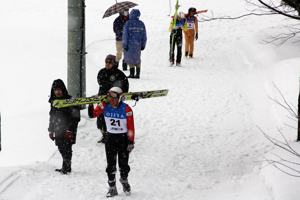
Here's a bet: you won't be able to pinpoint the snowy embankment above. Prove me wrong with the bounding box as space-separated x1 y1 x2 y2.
1 0 300 199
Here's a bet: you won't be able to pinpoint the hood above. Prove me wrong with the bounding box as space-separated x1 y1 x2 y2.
48 79 71 103
129 9 140 20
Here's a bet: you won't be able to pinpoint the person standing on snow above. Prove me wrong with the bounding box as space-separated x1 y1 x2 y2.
122 9 147 79
113 10 129 70
96 54 129 143
169 12 187 66
183 7 207 58
48 79 81 174
88 86 135 197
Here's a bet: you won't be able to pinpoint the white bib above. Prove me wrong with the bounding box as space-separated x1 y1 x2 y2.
104 103 128 134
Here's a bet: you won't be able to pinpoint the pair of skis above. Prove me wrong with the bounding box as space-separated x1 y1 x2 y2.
52 89 169 108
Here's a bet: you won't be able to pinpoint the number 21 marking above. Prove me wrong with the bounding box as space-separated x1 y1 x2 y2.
110 119 121 126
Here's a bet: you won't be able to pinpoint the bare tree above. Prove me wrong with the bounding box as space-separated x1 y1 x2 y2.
258 84 300 177
259 126 300 177
267 83 299 141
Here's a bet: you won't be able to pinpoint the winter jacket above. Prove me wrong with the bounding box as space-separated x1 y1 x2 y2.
169 17 187 32
48 79 80 145
97 65 129 95
122 9 147 65
113 15 128 41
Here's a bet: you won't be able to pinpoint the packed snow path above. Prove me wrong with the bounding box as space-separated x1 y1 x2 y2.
1 0 291 199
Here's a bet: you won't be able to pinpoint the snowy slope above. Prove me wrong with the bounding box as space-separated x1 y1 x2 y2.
1 0 300 199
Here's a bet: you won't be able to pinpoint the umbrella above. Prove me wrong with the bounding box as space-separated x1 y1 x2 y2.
102 1 138 18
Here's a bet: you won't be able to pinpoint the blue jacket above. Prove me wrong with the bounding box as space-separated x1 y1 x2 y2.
113 15 128 41
122 9 147 65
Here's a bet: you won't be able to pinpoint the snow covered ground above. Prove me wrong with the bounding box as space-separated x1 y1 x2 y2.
0 0 300 199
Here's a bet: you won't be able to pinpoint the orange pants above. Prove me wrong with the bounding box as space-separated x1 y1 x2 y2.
184 29 195 56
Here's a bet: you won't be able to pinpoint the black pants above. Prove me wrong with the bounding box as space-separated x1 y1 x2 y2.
169 29 183 63
57 142 73 162
105 133 130 183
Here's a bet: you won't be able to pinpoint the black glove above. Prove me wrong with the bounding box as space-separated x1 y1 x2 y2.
88 104 94 118
64 130 73 141
131 94 139 101
49 132 55 141
127 143 134 152
195 33 198 40
101 131 108 144
141 46 145 50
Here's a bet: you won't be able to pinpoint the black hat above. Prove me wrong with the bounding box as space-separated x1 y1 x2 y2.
188 7 197 14
48 79 71 103
105 54 116 64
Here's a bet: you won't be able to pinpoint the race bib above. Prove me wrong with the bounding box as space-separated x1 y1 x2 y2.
104 103 128 134
187 22 194 29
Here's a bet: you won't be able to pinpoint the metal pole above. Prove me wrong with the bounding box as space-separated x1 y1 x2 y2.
0 112 2 151
298 78 300 141
68 0 86 98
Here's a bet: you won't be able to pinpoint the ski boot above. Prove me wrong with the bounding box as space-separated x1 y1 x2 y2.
122 60 127 71
120 178 131 195
134 68 140 79
55 160 71 174
106 185 118 198
176 62 181 67
169 59 174 66
127 68 135 78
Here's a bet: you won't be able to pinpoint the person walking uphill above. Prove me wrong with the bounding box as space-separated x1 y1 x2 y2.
88 86 135 197
169 12 187 66
96 54 129 143
113 10 129 70
48 79 80 174
183 7 207 58
123 9 147 79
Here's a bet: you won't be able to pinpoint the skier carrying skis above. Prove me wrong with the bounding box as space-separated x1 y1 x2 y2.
88 86 134 197
96 54 129 143
169 11 187 66
113 10 129 70
183 7 207 58
48 79 80 174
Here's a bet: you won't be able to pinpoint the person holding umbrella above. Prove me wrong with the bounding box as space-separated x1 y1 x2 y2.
102 1 138 71
113 10 129 70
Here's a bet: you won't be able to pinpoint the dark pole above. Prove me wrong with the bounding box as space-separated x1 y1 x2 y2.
0 112 2 151
298 79 300 141
68 0 86 98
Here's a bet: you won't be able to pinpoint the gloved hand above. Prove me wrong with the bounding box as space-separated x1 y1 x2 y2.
88 104 94 118
195 33 198 40
49 132 55 141
131 94 139 101
127 143 134 153
64 130 73 141
124 47 128 51
141 46 145 50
